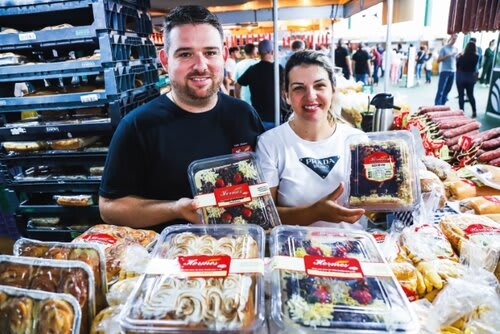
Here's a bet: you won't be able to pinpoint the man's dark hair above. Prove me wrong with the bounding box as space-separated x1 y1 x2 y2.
163 6 223 51
229 47 239 54
291 40 305 51
244 43 256 55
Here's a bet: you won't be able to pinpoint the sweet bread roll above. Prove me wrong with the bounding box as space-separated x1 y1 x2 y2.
0 263 32 288
35 299 74 334
465 196 500 215
44 247 70 260
0 297 33 333
59 269 89 334
3 141 48 152
30 267 62 292
51 136 99 150
444 180 500 200
19 244 50 258
55 195 93 207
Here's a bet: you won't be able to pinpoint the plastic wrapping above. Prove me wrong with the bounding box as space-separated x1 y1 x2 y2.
345 131 421 211
0 285 81 334
120 224 266 333
421 156 453 181
0 255 95 334
269 226 419 333
91 305 123 334
188 152 281 230
106 277 140 306
414 259 466 301
73 224 158 284
459 196 500 215
118 244 151 280
13 238 107 311
400 224 458 263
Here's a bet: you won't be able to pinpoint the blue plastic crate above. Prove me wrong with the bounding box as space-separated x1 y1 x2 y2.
0 0 151 13
0 1 152 51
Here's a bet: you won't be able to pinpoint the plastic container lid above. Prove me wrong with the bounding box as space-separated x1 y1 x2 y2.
345 130 420 212
120 224 266 333
269 225 419 333
188 152 281 230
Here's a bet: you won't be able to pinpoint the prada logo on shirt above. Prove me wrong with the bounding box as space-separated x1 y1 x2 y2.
299 156 340 179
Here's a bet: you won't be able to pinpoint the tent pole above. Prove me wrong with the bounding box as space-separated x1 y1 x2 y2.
384 0 394 93
273 0 280 127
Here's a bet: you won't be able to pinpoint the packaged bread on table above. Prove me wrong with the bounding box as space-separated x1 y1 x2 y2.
13 238 107 311
73 224 158 285
444 179 500 200
0 255 95 334
345 131 421 211
2 140 48 153
460 196 500 215
270 226 420 333
0 285 81 334
400 224 459 264
189 152 281 231
440 214 500 278
120 224 265 333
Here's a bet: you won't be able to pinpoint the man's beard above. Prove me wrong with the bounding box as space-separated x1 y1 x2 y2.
171 71 222 103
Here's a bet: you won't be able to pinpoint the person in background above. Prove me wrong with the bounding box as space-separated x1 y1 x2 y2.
425 50 434 84
376 43 385 77
389 48 401 84
371 47 382 86
456 41 479 118
351 42 372 85
434 34 458 105
99 6 264 231
415 45 427 85
480 39 496 86
234 43 259 105
256 50 365 228
281 39 305 67
334 39 352 80
225 46 240 96
470 37 482 74
237 39 284 130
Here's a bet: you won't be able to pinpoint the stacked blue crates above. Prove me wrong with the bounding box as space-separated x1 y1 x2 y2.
0 0 160 240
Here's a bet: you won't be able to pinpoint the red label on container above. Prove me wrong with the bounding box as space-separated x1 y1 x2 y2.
177 255 231 278
363 152 395 182
214 183 252 208
464 224 500 235
232 144 252 154
304 255 364 279
401 286 418 302
484 196 500 204
81 233 117 245
372 233 386 243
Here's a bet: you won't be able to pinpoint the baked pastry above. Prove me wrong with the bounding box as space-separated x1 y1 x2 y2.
348 139 416 210
50 136 99 150
59 269 90 334
0 263 32 288
44 248 70 260
461 196 500 215
30 217 60 227
2 141 48 152
55 195 93 207
90 305 121 334
132 233 259 330
35 299 74 334
68 248 105 310
30 266 62 292
191 156 280 230
444 180 500 200
89 166 104 176
0 297 33 334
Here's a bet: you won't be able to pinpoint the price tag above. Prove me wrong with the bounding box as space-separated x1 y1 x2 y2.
80 94 99 103
10 127 26 135
19 32 36 41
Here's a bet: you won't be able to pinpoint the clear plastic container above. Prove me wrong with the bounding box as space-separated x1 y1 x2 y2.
120 224 266 333
345 131 420 211
13 238 107 311
188 152 281 230
0 285 81 334
0 254 95 334
270 225 419 333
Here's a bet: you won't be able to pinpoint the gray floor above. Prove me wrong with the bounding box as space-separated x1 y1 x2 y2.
372 74 499 131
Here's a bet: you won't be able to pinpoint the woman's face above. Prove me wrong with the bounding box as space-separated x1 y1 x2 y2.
286 64 333 123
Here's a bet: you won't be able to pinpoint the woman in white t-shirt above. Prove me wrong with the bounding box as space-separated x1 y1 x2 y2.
256 51 365 229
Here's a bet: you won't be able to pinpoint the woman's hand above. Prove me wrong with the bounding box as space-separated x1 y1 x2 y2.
175 198 200 224
311 182 365 224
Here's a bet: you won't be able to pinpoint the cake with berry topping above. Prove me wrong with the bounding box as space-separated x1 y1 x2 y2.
189 153 280 230
271 226 418 332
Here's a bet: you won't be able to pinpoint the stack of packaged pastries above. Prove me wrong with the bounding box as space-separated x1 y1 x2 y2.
0 285 81 334
120 224 266 333
396 224 463 302
269 226 419 333
72 224 158 284
13 238 107 311
0 255 95 334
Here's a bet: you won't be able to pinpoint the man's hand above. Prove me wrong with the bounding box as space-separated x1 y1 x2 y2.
311 182 365 224
175 197 200 223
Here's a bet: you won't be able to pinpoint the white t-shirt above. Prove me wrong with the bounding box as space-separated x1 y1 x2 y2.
234 58 258 105
256 122 366 229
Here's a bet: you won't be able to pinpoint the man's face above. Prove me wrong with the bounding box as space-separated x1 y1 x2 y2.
160 24 224 102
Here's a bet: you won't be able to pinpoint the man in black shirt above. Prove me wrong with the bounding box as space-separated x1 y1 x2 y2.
351 43 372 84
99 6 264 232
334 39 352 80
237 39 284 130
